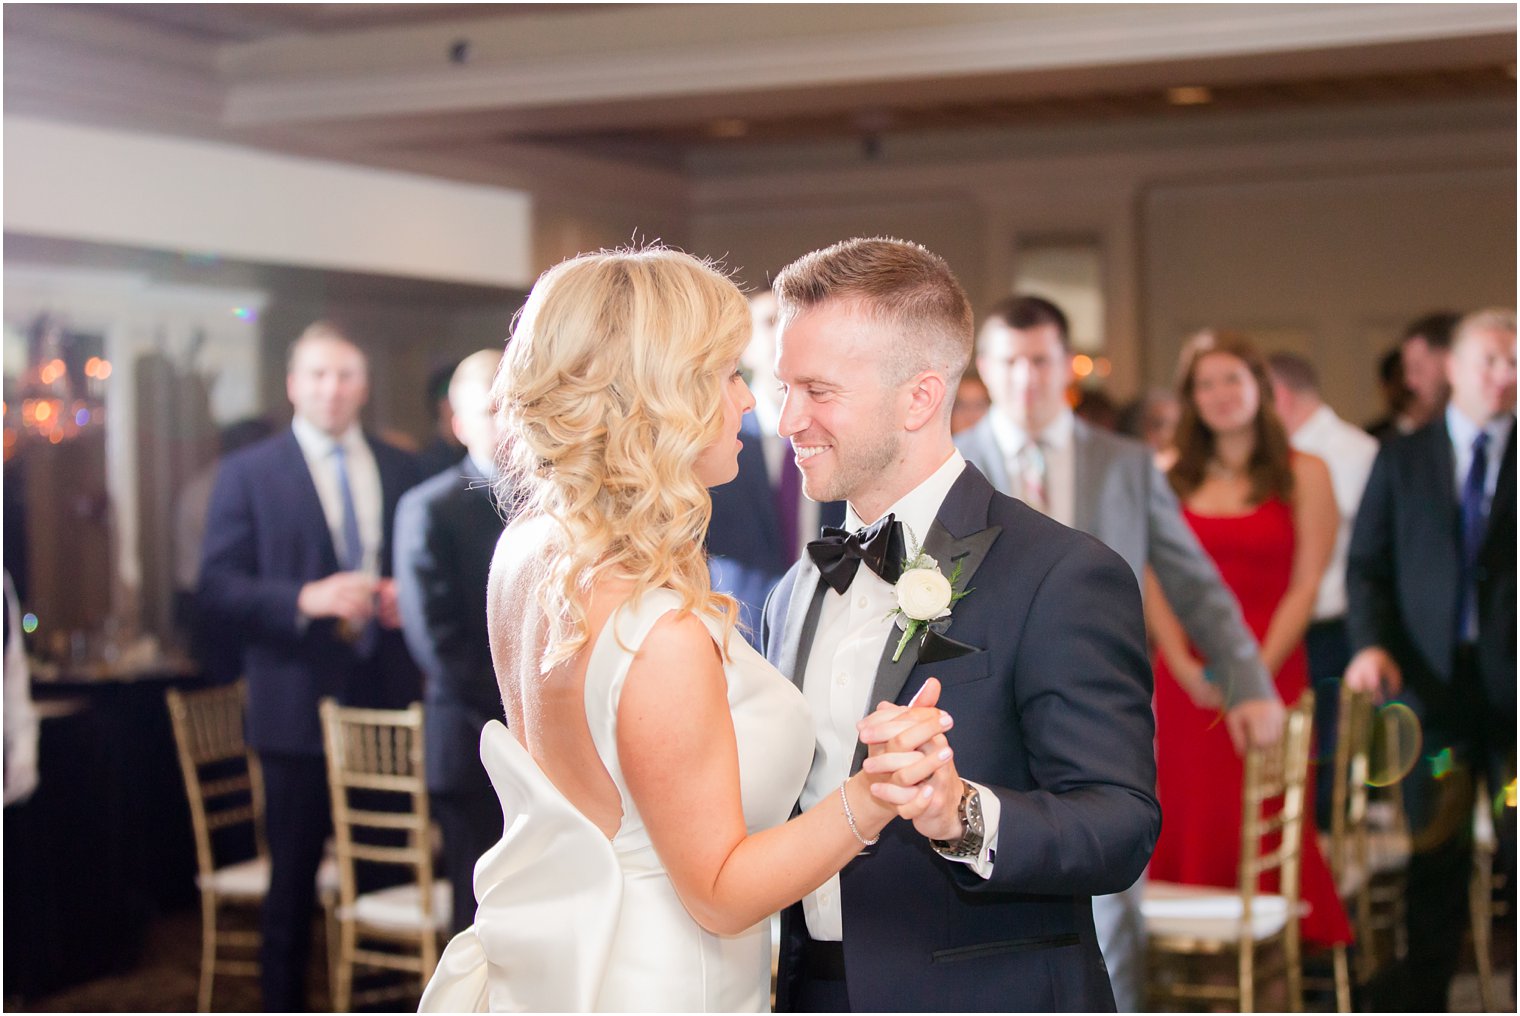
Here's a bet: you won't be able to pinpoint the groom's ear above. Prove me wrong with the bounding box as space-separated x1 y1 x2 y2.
903 370 948 433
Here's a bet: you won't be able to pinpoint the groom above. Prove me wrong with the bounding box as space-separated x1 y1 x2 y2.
761 238 1159 1012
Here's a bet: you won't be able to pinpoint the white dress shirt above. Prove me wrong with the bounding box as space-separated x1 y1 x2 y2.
988 409 1076 527
1287 404 1379 621
797 449 1001 941
291 417 384 578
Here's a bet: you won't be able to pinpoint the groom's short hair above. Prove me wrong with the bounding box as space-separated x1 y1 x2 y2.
773 236 974 392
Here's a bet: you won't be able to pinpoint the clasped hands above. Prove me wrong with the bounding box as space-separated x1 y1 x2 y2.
850 677 969 844
297 572 403 630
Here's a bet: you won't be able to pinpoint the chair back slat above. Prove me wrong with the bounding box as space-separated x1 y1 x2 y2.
318 699 435 915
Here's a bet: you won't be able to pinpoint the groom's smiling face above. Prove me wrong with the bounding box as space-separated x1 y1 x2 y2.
775 298 904 509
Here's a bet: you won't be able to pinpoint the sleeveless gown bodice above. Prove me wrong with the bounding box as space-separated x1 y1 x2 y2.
420 589 815 1012
1151 498 1353 947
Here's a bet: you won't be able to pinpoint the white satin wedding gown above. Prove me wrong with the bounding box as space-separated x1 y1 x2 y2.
420 588 815 1012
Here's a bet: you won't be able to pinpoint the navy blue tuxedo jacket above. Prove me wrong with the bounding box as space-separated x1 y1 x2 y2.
762 463 1159 1012
393 461 509 795
198 429 424 756
708 416 843 646
1347 418 1517 723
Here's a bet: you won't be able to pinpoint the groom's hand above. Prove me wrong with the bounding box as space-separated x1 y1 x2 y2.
857 678 959 825
857 678 968 842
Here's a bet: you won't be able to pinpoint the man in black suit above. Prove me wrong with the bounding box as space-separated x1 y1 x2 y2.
1346 307 1516 1011
762 238 1158 1012
394 349 509 934
199 322 423 1011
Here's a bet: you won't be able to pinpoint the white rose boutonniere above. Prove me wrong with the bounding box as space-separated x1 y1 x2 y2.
886 527 972 662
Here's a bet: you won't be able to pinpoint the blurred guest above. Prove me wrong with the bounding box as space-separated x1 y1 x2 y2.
1365 347 1412 441
173 416 276 682
1148 332 1351 950
950 369 990 435
199 321 423 1011
706 288 843 644
416 360 466 477
1391 311 1461 437
1117 388 1181 456
1346 309 1516 1012
4 570 38 807
394 350 509 935
957 296 1280 1011
1267 352 1379 828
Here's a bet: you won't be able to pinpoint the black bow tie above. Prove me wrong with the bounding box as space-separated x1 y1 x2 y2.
806 514 907 595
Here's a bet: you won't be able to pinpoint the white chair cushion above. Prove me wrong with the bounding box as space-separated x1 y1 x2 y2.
198 856 270 898
199 854 345 900
1142 881 1291 942
339 881 452 932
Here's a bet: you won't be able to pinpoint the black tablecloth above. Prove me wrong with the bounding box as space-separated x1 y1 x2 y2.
4 669 205 999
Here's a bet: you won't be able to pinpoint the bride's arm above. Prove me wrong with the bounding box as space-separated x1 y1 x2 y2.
617 611 948 936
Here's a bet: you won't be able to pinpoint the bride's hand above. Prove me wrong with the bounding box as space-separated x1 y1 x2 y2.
854 678 955 821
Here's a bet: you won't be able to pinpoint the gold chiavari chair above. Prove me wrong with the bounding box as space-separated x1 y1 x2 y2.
319 699 449 1011
167 681 339 1011
1144 692 1316 1013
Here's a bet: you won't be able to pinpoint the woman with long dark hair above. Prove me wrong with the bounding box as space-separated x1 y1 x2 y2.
1145 331 1353 949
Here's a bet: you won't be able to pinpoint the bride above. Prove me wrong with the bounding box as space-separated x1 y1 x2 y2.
420 247 953 1012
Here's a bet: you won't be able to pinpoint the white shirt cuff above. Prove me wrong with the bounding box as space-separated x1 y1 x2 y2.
937 780 999 878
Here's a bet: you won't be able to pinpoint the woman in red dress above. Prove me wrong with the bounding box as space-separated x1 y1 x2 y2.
1147 332 1353 948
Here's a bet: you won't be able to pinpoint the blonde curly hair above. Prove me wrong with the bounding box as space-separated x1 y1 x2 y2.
494 247 750 670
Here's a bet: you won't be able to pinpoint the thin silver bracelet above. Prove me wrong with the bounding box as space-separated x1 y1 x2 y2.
839 780 880 847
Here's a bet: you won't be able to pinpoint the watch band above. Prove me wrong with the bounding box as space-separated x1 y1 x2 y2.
930 780 985 859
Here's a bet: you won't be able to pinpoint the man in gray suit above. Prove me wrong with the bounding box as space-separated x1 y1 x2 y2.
955 295 1283 1012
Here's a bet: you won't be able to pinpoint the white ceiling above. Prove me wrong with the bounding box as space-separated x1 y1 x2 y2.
6 3 1514 204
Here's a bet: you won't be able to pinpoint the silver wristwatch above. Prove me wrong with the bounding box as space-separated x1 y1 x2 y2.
931 780 985 859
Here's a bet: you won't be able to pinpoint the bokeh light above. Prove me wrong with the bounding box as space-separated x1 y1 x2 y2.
1366 701 1421 787
21 613 38 634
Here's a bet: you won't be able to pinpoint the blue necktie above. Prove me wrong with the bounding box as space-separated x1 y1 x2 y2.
1457 430 1490 639
332 442 364 573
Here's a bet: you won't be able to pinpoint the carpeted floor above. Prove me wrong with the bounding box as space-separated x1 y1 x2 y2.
6 903 1512 1013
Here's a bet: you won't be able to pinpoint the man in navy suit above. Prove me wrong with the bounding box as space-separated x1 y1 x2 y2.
199 321 423 1011
708 289 843 645
1346 308 1516 1012
762 238 1158 1012
394 349 509 934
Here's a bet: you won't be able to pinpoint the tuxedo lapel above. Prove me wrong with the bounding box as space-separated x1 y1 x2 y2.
776 562 828 690
852 466 1002 771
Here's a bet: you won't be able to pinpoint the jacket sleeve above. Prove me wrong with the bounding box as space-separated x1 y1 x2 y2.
1345 442 1400 653
196 458 306 644
1143 461 1275 706
964 539 1161 897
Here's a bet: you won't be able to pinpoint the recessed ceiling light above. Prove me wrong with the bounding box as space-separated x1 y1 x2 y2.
1167 85 1213 106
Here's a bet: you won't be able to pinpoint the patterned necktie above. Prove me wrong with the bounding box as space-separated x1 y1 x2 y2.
1457 430 1490 638
332 441 364 572
1019 440 1048 516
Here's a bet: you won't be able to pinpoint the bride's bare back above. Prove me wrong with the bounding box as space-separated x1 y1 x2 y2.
487 514 625 839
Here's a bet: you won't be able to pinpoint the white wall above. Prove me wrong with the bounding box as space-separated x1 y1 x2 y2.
1141 166 1517 420
4 116 536 289
690 100 1516 416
